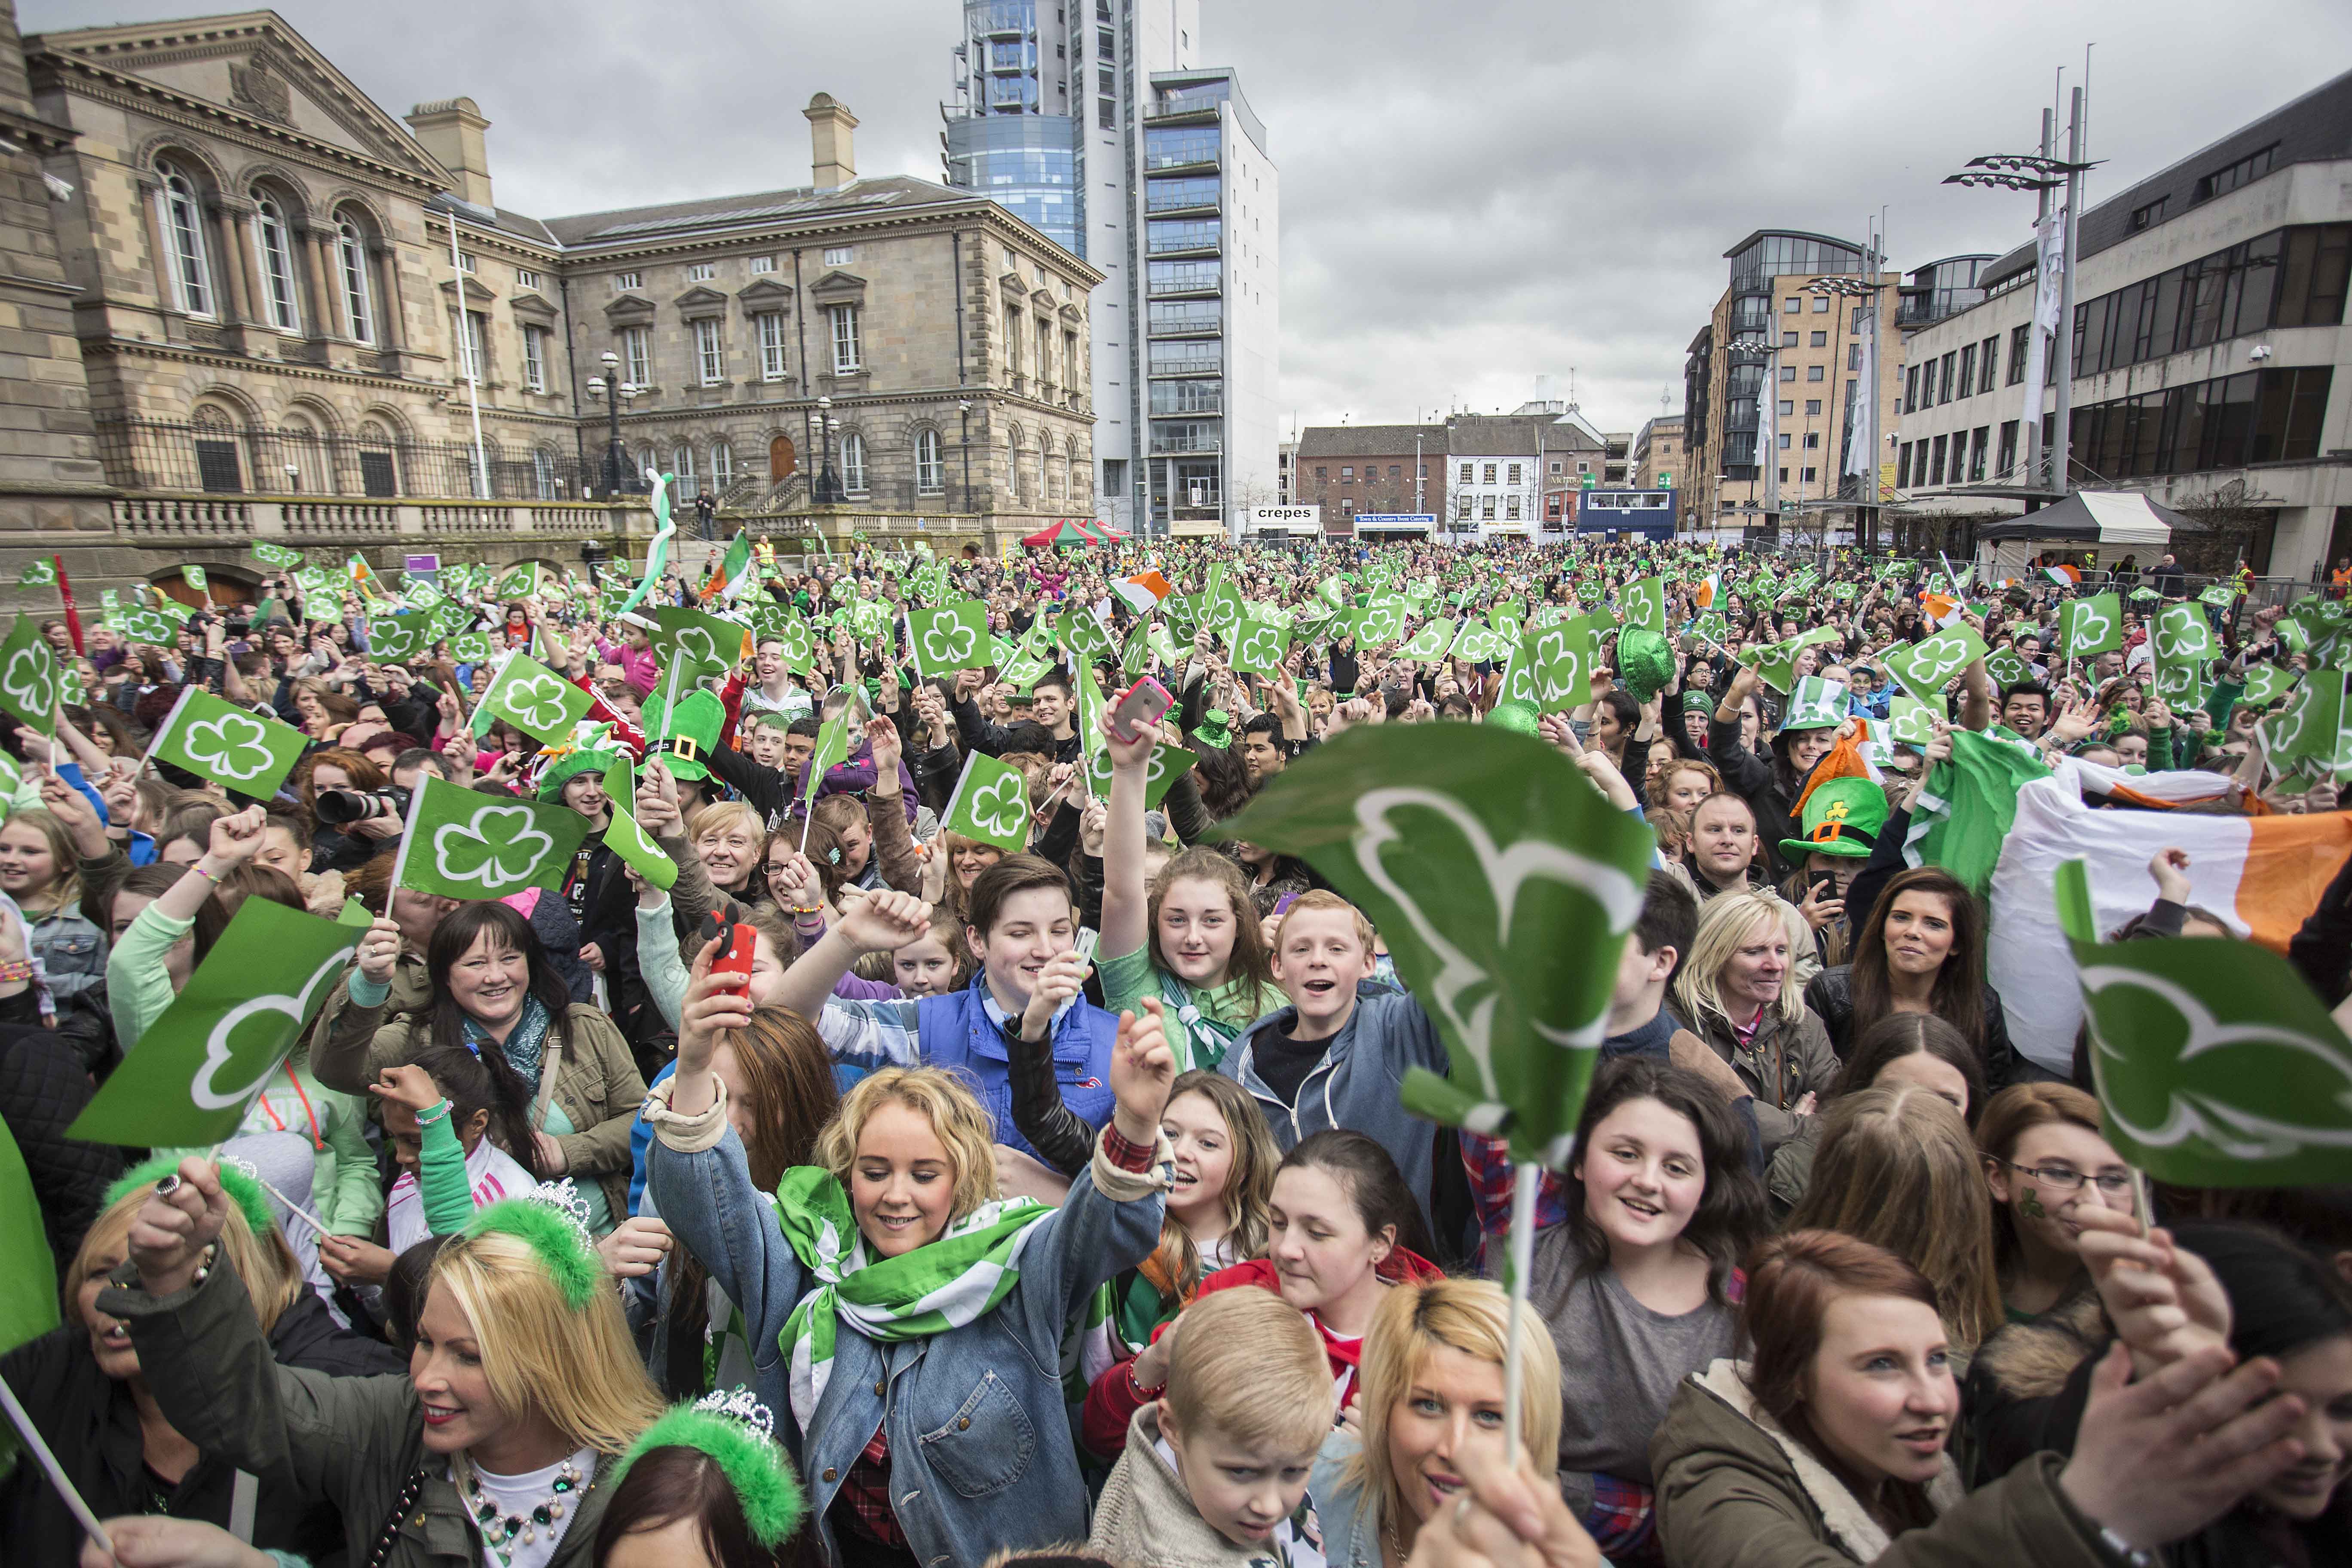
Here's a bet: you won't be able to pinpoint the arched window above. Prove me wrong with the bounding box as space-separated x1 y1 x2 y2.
1006 426 1023 502
840 432 867 494
156 162 214 317
278 413 327 494
1036 441 1049 501
638 447 658 485
710 441 734 489
335 219 375 343
914 428 944 494
674 444 697 493
357 418 398 497
190 404 241 492
253 199 300 332
533 448 558 500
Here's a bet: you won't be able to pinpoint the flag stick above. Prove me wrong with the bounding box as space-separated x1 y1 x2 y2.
253 1173 331 1239
1500 1161 1540 1468
0 1370 115 1559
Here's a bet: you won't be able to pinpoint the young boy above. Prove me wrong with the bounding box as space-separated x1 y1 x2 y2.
1090 1284 1333 1567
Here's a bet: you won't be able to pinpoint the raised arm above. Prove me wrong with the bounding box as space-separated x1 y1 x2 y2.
1099 717 1161 962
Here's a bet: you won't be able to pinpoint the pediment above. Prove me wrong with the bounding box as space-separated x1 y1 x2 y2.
1029 287 1059 311
604 292 656 323
27 13 451 187
672 285 729 313
438 274 498 304
737 277 794 306
509 289 557 321
998 270 1027 293
807 268 866 300
1058 301 1086 324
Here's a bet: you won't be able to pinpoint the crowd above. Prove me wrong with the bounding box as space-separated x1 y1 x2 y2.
0 527 2347 1568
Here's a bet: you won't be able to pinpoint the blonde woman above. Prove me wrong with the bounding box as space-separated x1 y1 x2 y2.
688 798 769 906
103 1164 663 1568
1311 1277 1584 1567
1672 888 1838 1159
644 931 1176 1565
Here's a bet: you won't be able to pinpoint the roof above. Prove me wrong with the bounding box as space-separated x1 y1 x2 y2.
426 192 560 247
1445 415 1550 457
1295 424 1445 459
1975 489 2182 546
1721 228 1866 261
1981 67 2352 292
539 174 987 248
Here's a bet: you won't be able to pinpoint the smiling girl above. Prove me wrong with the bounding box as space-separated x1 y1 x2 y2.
1975 1084 2136 1322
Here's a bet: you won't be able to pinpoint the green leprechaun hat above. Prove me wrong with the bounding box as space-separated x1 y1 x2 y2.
1193 707 1234 749
644 689 728 782
1777 775 1888 863
535 723 625 803
1616 628 1675 704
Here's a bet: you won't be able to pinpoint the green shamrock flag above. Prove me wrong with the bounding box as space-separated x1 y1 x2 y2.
2055 858 2352 1186
1209 725 1654 1167
450 631 494 664
366 611 434 664
1530 614 1603 716
110 606 178 647
1400 618 1455 661
251 541 301 569
1351 596 1408 648
850 598 891 643
1201 566 1245 644
495 562 541 599
907 599 990 679
2060 592 2124 660
1783 677 1847 729
67 897 367 1146
1230 613 1290 679
761 606 817 675
0 616 56 737
1690 610 1730 647
1073 659 1110 766
1495 635 1542 708
598 757 677 892
2153 646 2211 710
392 775 594 900
1084 738 1200 807
1879 624 1989 704
1162 594 1198 640
475 652 593 744
650 605 749 686
429 600 471 643
183 565 207 593
1886 694 1947 745
2200 582 2241 609
2152 602 2216 665
1618 576 1666 636
1055 601 1116 666
55 662 83 708
1121 619 1153 680
146 688 306 799
1982 646 2033 690
404 581 446 612
940 749 1032 852
1741 625 1843 694
1450 621 1510 664
16 559 53 587
2239 664 2297 710
2262 672 2352 778
800 711 850 810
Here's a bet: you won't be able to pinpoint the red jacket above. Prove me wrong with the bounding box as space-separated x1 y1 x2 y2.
1080 1249 1445 1458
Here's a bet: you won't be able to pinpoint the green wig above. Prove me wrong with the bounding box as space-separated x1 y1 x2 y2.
612 1396 806 1550
464 1187 603 1311
107 1154 276 1243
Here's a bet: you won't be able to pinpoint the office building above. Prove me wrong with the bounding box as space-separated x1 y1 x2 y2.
943 0 1278 536
1895 68 2352 577
1630 413 1687 494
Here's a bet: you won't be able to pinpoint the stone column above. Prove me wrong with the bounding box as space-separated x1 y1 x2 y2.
208 200 256 324
307 226 344 337
293 222 333 337
371 244 409 353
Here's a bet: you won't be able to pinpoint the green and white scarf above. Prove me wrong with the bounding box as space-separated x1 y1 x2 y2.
775 1164 1053 1430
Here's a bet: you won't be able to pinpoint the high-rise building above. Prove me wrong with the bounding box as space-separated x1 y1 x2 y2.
945 0 1277 537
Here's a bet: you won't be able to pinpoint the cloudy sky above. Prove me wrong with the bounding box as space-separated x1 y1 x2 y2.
22 0 2350 438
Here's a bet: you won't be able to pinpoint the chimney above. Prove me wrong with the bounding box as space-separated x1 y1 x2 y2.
405 97 495 209
804 93 858 191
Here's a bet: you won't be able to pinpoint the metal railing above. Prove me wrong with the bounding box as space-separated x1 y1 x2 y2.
93 415 601 503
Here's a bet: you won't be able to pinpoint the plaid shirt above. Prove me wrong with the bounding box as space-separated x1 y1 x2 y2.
836 1123 1157 1550
1587 1473 1659 1562
1460 1127 1570 1253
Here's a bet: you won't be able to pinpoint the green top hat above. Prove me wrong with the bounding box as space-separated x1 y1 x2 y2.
1485 700 1540 735
1617 628 1675 704
1777 775 1888 863
1193 707 1234 749
644 689 728 782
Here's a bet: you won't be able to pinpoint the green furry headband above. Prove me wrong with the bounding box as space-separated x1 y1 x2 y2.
613 1391 805 1549
462 1182 602 1310
108 1155 276 1243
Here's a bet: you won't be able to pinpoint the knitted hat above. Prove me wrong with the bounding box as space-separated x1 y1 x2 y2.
645 689 728 782
1616 628 1675 704
1776 776 1889 863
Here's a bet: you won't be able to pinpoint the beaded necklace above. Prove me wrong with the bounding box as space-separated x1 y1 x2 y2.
452 1451 583 1563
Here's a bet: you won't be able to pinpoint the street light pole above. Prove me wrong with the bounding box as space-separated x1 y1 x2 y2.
1728 331 1779 539
593 349 629 498
958 400 973 514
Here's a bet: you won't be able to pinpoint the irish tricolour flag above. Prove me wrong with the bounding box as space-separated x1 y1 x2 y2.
2044 564 2082 586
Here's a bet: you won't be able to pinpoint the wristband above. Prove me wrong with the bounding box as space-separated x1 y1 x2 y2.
1127 1358 1166 1400
0 959 31 983
190 862 226 886
415 1099 452 1128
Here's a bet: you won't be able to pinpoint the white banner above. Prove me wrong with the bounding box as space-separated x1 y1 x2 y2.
2017 208 2066 482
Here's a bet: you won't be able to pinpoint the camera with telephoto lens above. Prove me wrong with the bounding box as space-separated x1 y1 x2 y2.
314 784 412 826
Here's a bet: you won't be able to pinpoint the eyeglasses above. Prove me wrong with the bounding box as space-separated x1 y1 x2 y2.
1996 1159 2135 1196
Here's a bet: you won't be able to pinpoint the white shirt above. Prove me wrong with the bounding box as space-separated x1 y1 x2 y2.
388 1135 533 1256
458 1445 597 1568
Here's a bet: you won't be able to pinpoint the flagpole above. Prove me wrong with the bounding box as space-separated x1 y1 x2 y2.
0 1371 116 1559
446 204 490 501
1501 1161 1540 1467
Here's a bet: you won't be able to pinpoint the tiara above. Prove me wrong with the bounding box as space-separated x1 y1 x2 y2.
525 1178 595 1249
693 1386 778 1439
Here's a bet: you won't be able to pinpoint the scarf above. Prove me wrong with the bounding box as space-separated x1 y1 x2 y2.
466 993 552 1085
773 1164 1054 1431
1153 967 1262 1072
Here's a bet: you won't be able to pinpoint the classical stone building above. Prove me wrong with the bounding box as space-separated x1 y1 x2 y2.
0 6 1100 603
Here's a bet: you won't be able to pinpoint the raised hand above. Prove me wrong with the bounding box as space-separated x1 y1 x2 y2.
127 1156 230 1295
205 803 270 866
368 1062 442 1114
1104 714 1160 771
595 1215 673 1280
354 915 403 985
1108 997 1175 1145
2147 848 2193 905
837 888 930 956
865 714 902 777
1019 946 1092 1041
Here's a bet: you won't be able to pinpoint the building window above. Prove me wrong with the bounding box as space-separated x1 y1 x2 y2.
916 428 944 493
1507 462 1522 484
336 222 374 343
455 250 476 274
1781 331 1798 348
1806 364 1825 382
2131 197 2168 232
622 326 650 388
1969 427 1990 482
712 441 734 489
2192 143 2277 205
751 255 777 274
1340 466 1353 481
454 309 487 382
1809 331 1827 347
695 318 724 384
1549 460 1562 474
1389 465 1400 480
1804 399 1820 416
674 444 696 492
1848 343 1862 371
1929 435 1948 485
757 312 787 380
522 325 547 392
1812 296 1829 312
824 246 855 267
1777 399 1794 416
155 165 214 316
1957 344 1976 399
252 200 299 331
533 448 557 499
1456 495 1472 519
1482 463 1497 483
1804 432 1820 449
612 271 641 291
1897 441 1912 486
515 267 542 290
1480 495 1496 519
1979 336 1999 387
688 262 715 282
1780 364 1797 383
1777 433 1792 450
1997 420 2019 475
830 304 861 372
1458 462 1472 482
1505 494 1522 520
1315 466 1327 481
1783 297 1800 313
1802 466 1818 482
841 432 867 493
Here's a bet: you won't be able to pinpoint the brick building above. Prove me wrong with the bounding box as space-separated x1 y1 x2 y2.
1293 423 1442 536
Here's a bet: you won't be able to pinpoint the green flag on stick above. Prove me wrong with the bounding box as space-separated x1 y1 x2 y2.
391 774 594 900
1229 614 1290 679
2153 601 2217 665
1886 694 1947 746
451 631 494 664
801 711 850 810
599 757 677 891
649 604 750 683
907 599 991 679
146 687 307 799
182 566 207 592
1981 646 2032 690
110 607 178 647
1450 621 1510 664
1878 624 1989 704
365 611 434 664
251 541 301 569
1055 602 1117 666
474 652 594 744
66 898 366 1147
1084 740 1199 808
494 562 541 599
2060 592 2124 660
1209 726 1654 1167
0 616 56 737
2239 664 2297 710
939 749 1032 852
1618 576 1666 636
1739 625 1842 695
1351 596 1408 648
2057 858 2352 1186
1400 618 1455 662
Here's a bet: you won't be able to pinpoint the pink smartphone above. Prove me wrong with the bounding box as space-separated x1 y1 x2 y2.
1108 676 1173 743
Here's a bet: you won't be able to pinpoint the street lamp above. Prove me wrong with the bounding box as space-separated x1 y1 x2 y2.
813 395 840 504
589 350 638 499
1726 331 1780 534
957 400 973 515
1807 271 1888 551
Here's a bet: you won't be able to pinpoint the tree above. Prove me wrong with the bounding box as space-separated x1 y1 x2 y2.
2165 478 2280 578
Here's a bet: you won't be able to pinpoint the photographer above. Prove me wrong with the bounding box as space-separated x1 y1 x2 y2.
294 748 402 876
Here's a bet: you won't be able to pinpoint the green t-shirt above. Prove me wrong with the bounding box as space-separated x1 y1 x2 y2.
1098 944 1271 1074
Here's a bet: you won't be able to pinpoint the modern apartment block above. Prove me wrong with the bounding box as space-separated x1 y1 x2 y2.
944 0 1277 537
1894 68 2352 578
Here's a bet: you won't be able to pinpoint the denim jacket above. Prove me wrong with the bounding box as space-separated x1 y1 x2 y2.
1308 1428 1381 1568
646 1115 1166 1568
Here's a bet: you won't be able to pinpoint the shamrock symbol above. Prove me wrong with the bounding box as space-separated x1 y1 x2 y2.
2155 661 2199 701
500 671 576 733
1236 625 1284 671
2266 687 2317 755
2067 601 2114 652
1 643 53 718
453 634 491 662
180 710 279 782
1902 632 1973 687
965 771 1028 842
434 804 557 888
371 619 420 661
2158 605 2213 660
190 945 358 1111
1506 656 1538 706
1357 603 1402 644
921 616 978 669
499 568 535 596
670 627 722 670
